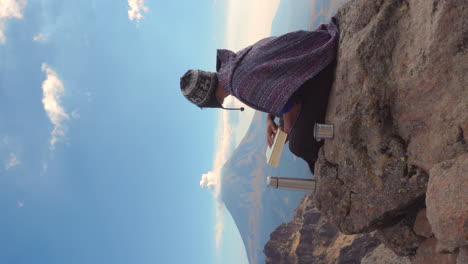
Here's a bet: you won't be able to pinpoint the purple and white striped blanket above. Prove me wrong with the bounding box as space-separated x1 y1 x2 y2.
216 17 339 116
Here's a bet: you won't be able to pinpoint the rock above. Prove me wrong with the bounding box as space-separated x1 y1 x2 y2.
264 0 467 260
376 213 423 256
426 154 468 252
263 194 380 264
361 244 411 264
315 0 468 236
263 222 303 262
335 234 381 263
413 209 433 238
410 238 459 264
457 248 468 264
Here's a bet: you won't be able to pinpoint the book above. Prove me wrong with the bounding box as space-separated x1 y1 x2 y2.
266 128 288 168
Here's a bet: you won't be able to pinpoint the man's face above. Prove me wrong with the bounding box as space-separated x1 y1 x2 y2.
215 83 229 105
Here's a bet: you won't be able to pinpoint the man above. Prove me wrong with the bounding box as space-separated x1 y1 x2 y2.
180 18 339 173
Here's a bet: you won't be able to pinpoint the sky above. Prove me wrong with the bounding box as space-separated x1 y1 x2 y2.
0 0 281 263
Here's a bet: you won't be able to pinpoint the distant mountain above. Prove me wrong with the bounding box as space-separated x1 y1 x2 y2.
271 0 312 35
220 111 312 264
271 0 350 36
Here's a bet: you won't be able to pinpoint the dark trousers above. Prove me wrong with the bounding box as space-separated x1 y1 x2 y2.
287 61 336 173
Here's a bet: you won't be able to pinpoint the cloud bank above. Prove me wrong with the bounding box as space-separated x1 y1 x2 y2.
199 96 243 248
41 63 69 149
127 0 148 22
33 32 47 42
208 0 281 254
0 0 27 44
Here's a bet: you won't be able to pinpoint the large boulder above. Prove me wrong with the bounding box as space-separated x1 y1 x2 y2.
426 154 468 252
315 0 467 237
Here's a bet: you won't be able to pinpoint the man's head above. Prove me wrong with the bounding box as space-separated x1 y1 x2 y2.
180 69 223 109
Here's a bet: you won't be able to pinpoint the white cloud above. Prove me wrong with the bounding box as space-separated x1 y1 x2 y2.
17 200 24 208
200 171 217 189
41 63 69 149
33 32 47 42
127 0 148 22
0 0 27 44
5 153 19 169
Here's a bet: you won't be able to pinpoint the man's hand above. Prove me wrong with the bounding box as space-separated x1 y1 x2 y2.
266 114 278 148
282 103 301 134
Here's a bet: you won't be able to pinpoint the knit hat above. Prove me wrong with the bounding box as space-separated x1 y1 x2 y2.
180 69 222 109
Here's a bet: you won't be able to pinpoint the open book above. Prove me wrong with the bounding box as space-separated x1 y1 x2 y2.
265 128 288 168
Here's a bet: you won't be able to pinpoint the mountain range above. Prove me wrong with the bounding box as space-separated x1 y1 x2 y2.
220 111 312 264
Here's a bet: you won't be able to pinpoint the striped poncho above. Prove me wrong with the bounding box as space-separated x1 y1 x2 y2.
216 17 339 116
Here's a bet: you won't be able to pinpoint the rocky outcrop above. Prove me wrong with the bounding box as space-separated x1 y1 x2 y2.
316 0 467 235
314 0 466 256
264 194 381 264
265 0 467 261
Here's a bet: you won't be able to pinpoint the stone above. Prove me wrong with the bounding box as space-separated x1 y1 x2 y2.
361 244 411 264
336 234 381 263
410 238 459 264
413 208 432 238
376 213 423 256
457 248 468 264
426 154 468 252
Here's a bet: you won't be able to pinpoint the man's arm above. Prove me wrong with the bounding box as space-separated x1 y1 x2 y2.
282 103 301 134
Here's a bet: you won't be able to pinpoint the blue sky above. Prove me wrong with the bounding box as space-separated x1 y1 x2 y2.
0 0 286 263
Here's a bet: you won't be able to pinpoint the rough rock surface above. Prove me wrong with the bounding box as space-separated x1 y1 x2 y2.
413 209 432 238
263 194 380 264
457 248 468 264
315 0 467 235
264 0 467 261
409 238 459 264
376 212 423 256
361 244 411 264
426 153 468 252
